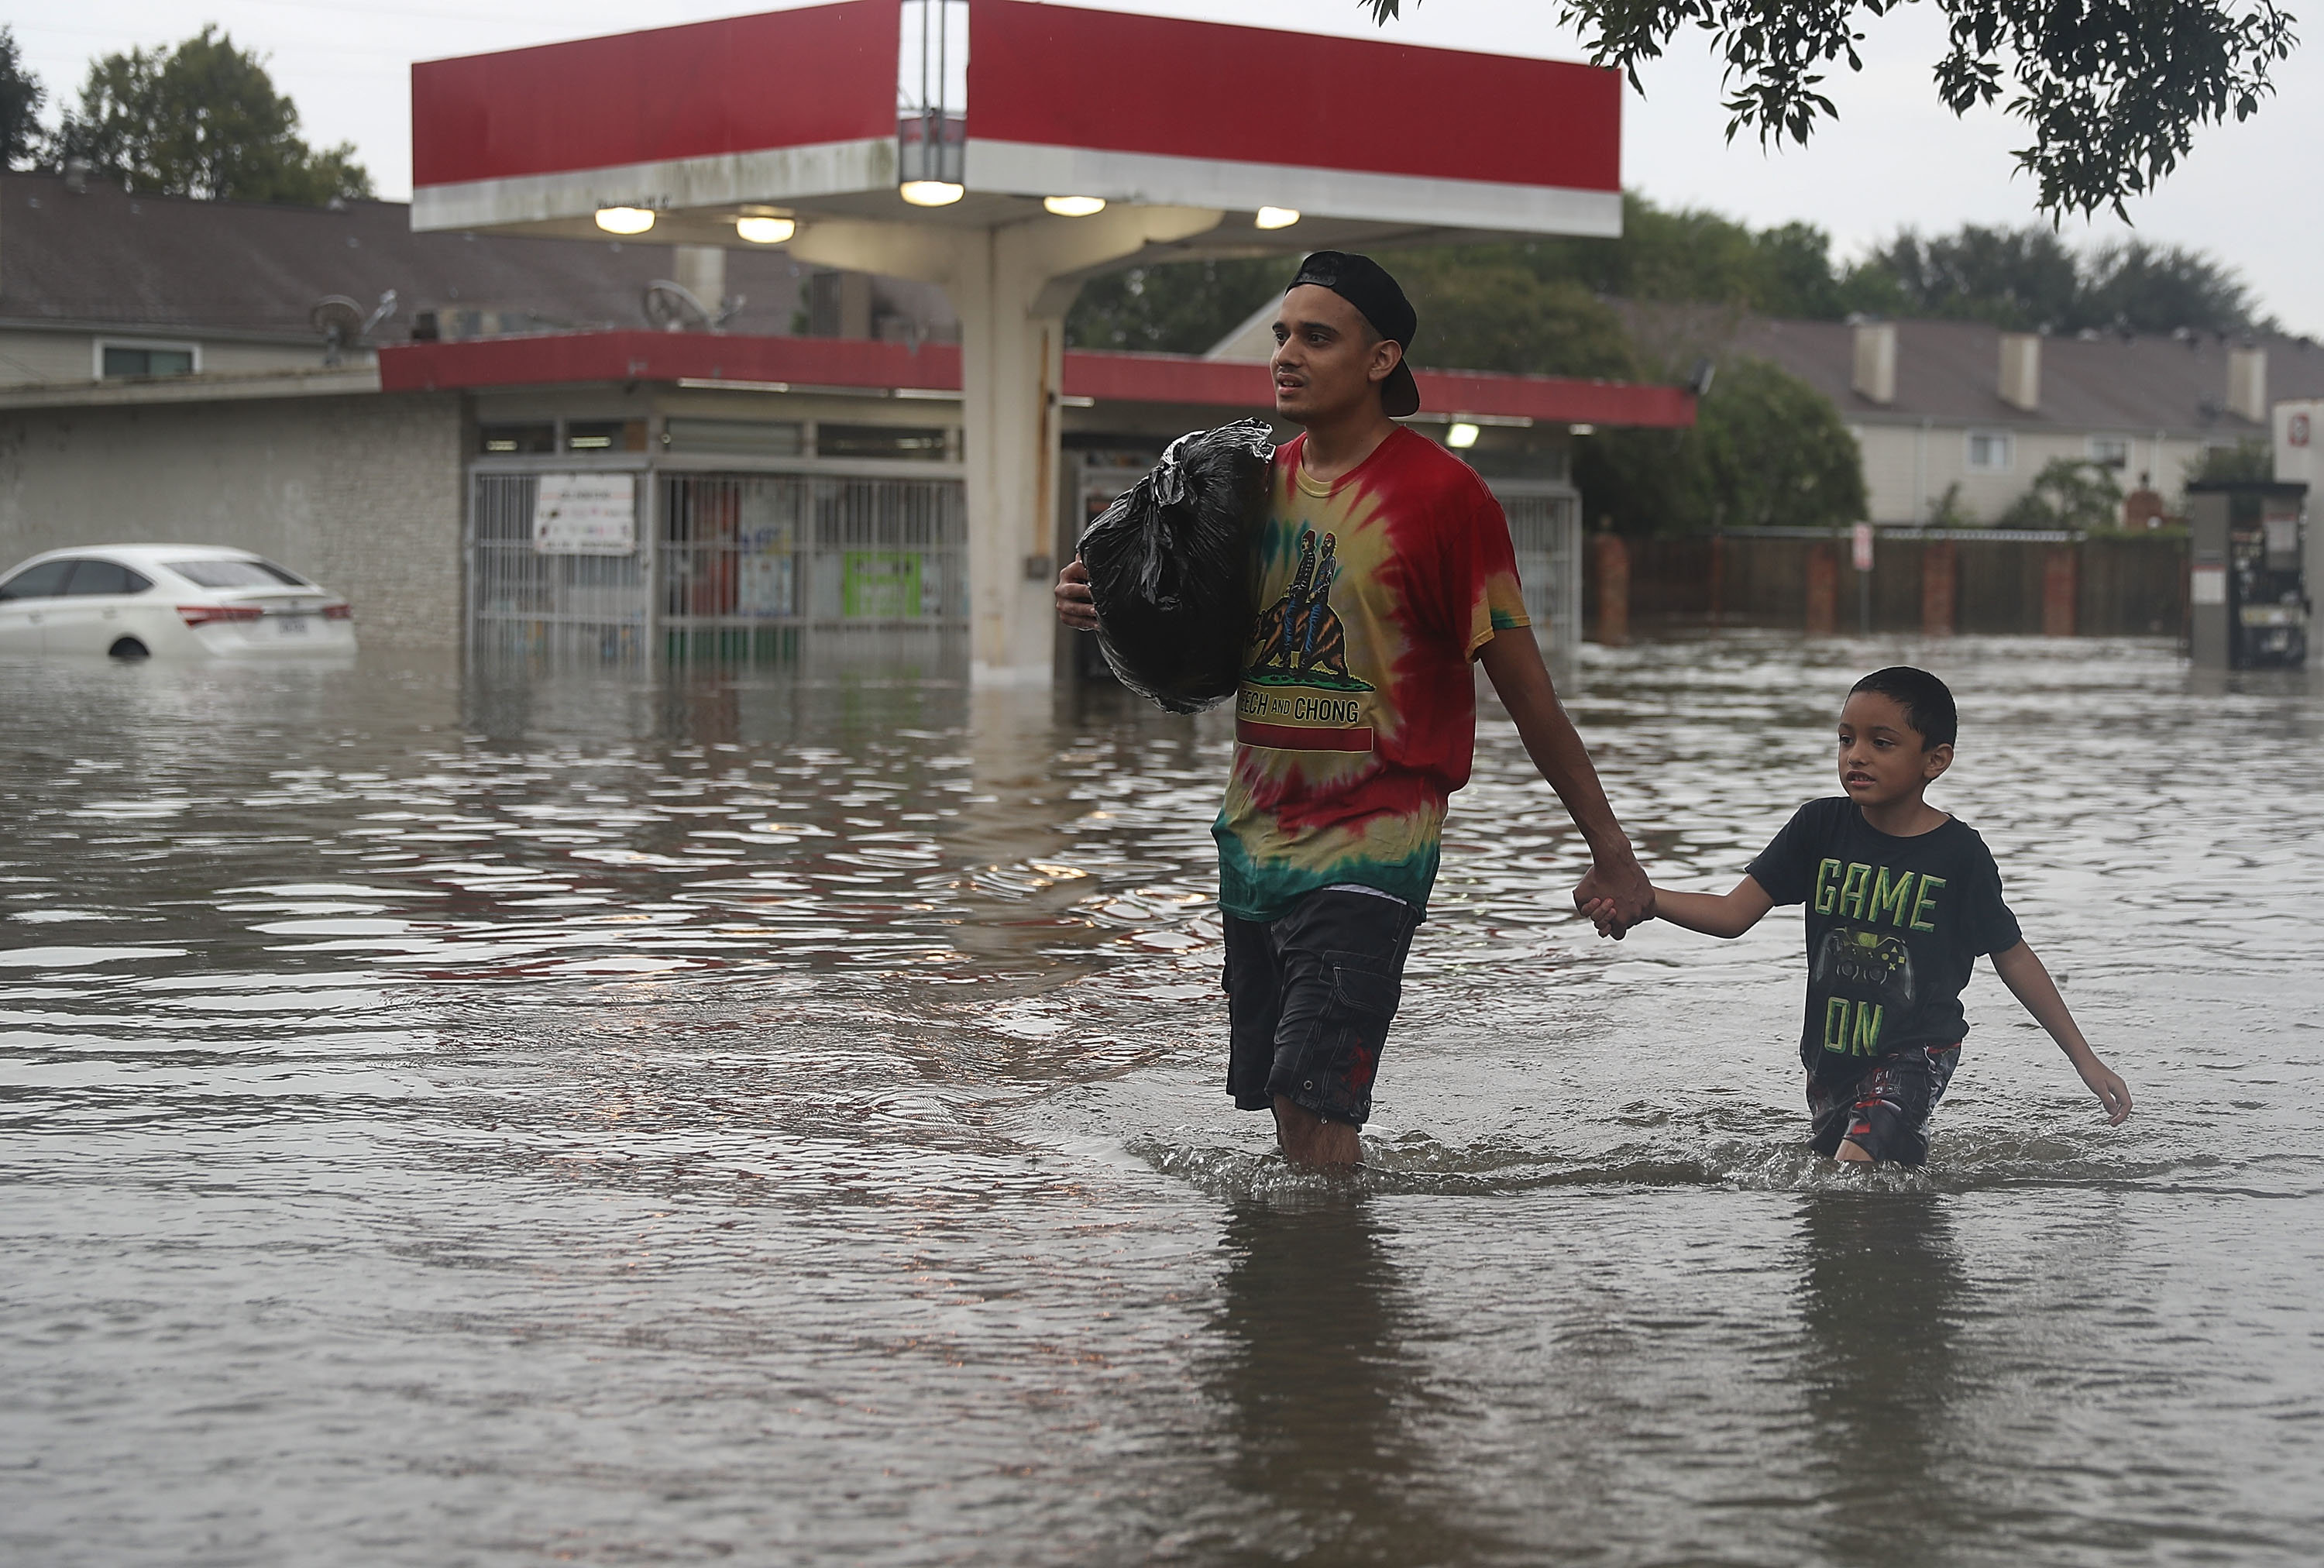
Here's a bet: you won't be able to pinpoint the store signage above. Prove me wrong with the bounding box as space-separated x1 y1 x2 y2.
534 473 637 555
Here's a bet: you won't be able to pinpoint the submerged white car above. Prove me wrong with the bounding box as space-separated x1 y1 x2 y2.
0 545 356 659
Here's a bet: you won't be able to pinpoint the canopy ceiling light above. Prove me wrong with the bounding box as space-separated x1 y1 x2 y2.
1446 421 1480 449
899 181 966 207
593 206 656 235
1255 207 1301 230
1042 195 1105 218
734 212 796 244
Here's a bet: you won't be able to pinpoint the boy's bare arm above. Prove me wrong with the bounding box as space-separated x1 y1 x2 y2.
1990 940 2132 1125
1630 875 1776 940
1474 631 1651 931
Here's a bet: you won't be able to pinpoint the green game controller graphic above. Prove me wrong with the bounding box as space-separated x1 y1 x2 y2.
1813 924 1916 1008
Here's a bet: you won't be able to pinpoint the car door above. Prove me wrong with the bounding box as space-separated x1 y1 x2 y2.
45 558 157 655
0 559 76 652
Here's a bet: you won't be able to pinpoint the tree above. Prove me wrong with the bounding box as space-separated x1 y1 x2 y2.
0 26 43 170
1858 225 2081 332
2080 241 2257 335
2185 438 2273 485
1362 1 2298 220
1065 256 1287 354
1999 457 2123 530
54 26 371 205
1579 356 1866 532
1848 223 2260 332
1393 254 1638 378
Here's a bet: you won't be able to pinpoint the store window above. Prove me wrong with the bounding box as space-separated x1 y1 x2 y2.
816 424 950 462
566 420 645 452
478 423 555 455
663 418 805 456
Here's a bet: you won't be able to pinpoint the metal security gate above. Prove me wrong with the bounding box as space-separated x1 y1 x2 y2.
1497 484 1583 652
467 466 967 671
660 473 967 663
469 471 652 665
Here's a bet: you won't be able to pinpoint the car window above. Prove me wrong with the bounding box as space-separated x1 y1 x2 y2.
0 559 77 601
255 559 311 587
62 559 154 596
168 559 286 588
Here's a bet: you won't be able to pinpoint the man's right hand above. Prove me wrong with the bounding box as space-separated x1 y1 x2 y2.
1055 558 1098 631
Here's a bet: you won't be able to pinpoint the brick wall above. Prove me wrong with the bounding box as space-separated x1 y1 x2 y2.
0 390 465 647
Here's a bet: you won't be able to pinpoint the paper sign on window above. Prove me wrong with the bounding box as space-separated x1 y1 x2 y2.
534 473 638 555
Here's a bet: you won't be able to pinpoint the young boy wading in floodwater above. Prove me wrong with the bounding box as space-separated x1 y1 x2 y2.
1587 667 2131 1165
1057 253 1654 1170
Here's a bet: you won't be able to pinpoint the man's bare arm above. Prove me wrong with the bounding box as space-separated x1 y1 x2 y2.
1474 629 1652 933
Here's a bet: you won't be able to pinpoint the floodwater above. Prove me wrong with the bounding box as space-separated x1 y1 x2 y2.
1 634 2319 1566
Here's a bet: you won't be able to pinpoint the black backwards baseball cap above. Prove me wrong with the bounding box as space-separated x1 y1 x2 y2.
1287 251 1421 418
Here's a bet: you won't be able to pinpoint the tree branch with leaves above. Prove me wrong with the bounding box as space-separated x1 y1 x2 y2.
1360 0 2297 219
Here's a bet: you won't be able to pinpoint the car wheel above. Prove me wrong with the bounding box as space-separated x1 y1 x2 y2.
108 637 150 660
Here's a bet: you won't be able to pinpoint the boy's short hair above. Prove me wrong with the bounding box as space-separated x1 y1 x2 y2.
1850 666 1957 749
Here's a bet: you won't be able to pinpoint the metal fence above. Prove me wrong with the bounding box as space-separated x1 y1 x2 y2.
659 472 968 663
469 468 968 671
472 465 1574 671
1499 486 1583 651
469 471 653 666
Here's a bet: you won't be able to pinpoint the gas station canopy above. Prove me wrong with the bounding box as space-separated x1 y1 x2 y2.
410 0 1634 683
411 0 1621 254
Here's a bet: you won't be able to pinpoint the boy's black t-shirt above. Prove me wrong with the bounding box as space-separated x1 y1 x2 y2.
1746 797 2023 1083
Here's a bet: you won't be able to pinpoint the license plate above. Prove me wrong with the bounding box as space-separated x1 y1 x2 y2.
274 614 311 636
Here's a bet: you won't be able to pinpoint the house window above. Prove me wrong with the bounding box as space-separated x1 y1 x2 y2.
1966 430 2013 472
2087 435 2130 469
98 341 198 379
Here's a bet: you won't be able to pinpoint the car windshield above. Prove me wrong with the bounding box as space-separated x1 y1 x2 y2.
168 559 312 589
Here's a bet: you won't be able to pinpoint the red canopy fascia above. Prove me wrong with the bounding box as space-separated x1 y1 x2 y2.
376 332 1695 428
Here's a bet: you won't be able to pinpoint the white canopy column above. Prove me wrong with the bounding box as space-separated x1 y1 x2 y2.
791 205 1219 683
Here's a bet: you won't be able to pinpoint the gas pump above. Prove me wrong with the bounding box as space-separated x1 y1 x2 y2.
2188 480 2309 669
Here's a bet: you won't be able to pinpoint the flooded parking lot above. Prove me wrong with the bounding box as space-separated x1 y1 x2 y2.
2 634 2319 1566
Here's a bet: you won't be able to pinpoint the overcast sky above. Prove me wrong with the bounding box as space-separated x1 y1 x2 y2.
12 0 2321 335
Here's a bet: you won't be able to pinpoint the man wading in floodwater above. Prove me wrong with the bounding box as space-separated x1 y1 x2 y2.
1056 253 1652 1170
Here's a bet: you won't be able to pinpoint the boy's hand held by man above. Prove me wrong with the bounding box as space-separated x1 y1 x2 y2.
1573 854 1652 938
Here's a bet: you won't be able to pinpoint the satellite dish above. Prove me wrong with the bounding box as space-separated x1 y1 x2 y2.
309 295 365 366
362 289 398 335
644 280 711 332
643 279 744 332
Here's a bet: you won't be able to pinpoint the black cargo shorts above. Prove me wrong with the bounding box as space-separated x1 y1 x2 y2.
1222 887 1420 1127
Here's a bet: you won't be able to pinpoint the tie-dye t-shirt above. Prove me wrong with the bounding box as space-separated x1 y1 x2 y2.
1213 428 1529 922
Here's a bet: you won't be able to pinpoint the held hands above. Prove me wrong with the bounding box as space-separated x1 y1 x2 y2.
1055 558 1098 631
1574 854 1653 940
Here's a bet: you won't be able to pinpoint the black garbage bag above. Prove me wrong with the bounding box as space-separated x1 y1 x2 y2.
1078 418 1274 714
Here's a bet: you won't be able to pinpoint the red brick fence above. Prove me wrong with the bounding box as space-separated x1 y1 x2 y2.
1584 528 2186 642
